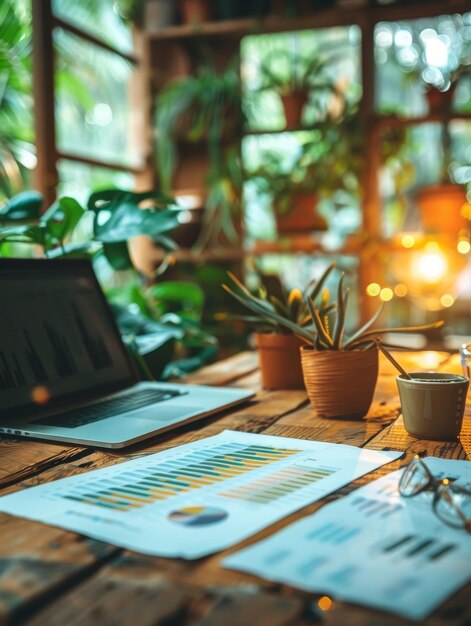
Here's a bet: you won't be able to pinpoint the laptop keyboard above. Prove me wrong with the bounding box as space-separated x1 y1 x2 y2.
34 388 186 429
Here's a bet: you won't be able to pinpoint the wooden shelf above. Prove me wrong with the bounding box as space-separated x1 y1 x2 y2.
248 234 364 256
144 0 470 42
243 125 323 137
374 112 471 128
154 247 246 264
243 112 471 138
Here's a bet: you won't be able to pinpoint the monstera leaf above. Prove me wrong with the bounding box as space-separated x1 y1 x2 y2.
0 190 43 221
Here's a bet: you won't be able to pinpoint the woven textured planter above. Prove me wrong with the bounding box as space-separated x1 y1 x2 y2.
255 333 305 390
301 347 378 419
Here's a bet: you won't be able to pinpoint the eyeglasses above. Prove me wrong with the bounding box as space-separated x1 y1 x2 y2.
398 457 471 532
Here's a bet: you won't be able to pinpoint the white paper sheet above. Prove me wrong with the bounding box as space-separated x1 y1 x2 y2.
0 430 401 558
224 457 471 620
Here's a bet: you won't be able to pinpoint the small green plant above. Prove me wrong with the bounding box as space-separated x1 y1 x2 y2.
0 188 218 378
223 262 443 349
222 263 335 337
247 112 364 217
0 188 181 272
259 48 340 100
155 54 245 247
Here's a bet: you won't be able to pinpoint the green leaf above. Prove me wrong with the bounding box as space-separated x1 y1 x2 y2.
304 262 336 304
306 296 333 348
222 283 313 342
46 242 96 258
0 223 47 247
94 202 181 243
343 303 385 349
148 281 204 317
347 320 444 348
102 241 133 270
0 190 43 221
332 274 347 349
41 196 85 243
88 188 177 212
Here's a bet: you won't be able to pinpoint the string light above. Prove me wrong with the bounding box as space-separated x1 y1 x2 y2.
440 294 455 308
380 287 394 301
401 234 416 248
457 240 470 254
394 283 408 297
366 282 381 297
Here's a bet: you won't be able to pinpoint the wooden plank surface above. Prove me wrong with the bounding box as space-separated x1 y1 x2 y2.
0 352 258 490
0 350 469 626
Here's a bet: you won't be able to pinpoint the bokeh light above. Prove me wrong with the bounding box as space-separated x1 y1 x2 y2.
380 287 394 301
440 294 455 308
317 596 333 612
394 283 408 297
366 282 381 297
401 234 415 248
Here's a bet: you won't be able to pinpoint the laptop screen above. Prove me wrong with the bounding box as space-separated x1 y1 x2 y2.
0 259 135 413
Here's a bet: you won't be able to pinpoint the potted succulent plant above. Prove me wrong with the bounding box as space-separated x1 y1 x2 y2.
224 262 443 416
222 264 335 389
296 269 443 419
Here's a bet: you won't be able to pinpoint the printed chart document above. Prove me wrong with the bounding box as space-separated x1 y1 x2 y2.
0 430 401 559
224 457 471 620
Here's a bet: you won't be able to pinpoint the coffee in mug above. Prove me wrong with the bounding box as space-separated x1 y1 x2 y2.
396 372 469 441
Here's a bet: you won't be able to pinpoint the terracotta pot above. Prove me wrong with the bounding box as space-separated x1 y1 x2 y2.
179 0 212 24
425 85 456 114
416 184 468 235
280 89 309 129
300 347 379 419
255 333 305 390
275 192 328 233
143 0 176 29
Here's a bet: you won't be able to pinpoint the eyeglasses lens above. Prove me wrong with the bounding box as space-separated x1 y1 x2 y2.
399 460 431 496
435 485 471 528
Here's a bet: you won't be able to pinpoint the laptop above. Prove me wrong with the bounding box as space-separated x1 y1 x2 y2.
0 258 254 448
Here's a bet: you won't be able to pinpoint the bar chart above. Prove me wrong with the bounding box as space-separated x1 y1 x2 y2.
220 464 336 503
0 431 403 558
60 442 301 511
225 458 471 619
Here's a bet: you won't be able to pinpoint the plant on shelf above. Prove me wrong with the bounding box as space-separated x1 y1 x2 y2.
247 112 363 234
377 17 470 235
223 262 443 415
222 263 335 389
0 189 218 378
416 91 470 236
155 52 245 248
257 45 347 129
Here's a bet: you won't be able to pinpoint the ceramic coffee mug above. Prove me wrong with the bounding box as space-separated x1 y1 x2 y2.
397 372 469 441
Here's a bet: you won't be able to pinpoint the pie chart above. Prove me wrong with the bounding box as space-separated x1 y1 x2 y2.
168 505 228 526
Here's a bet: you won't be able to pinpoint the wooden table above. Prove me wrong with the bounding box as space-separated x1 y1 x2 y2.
1 351 470 626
